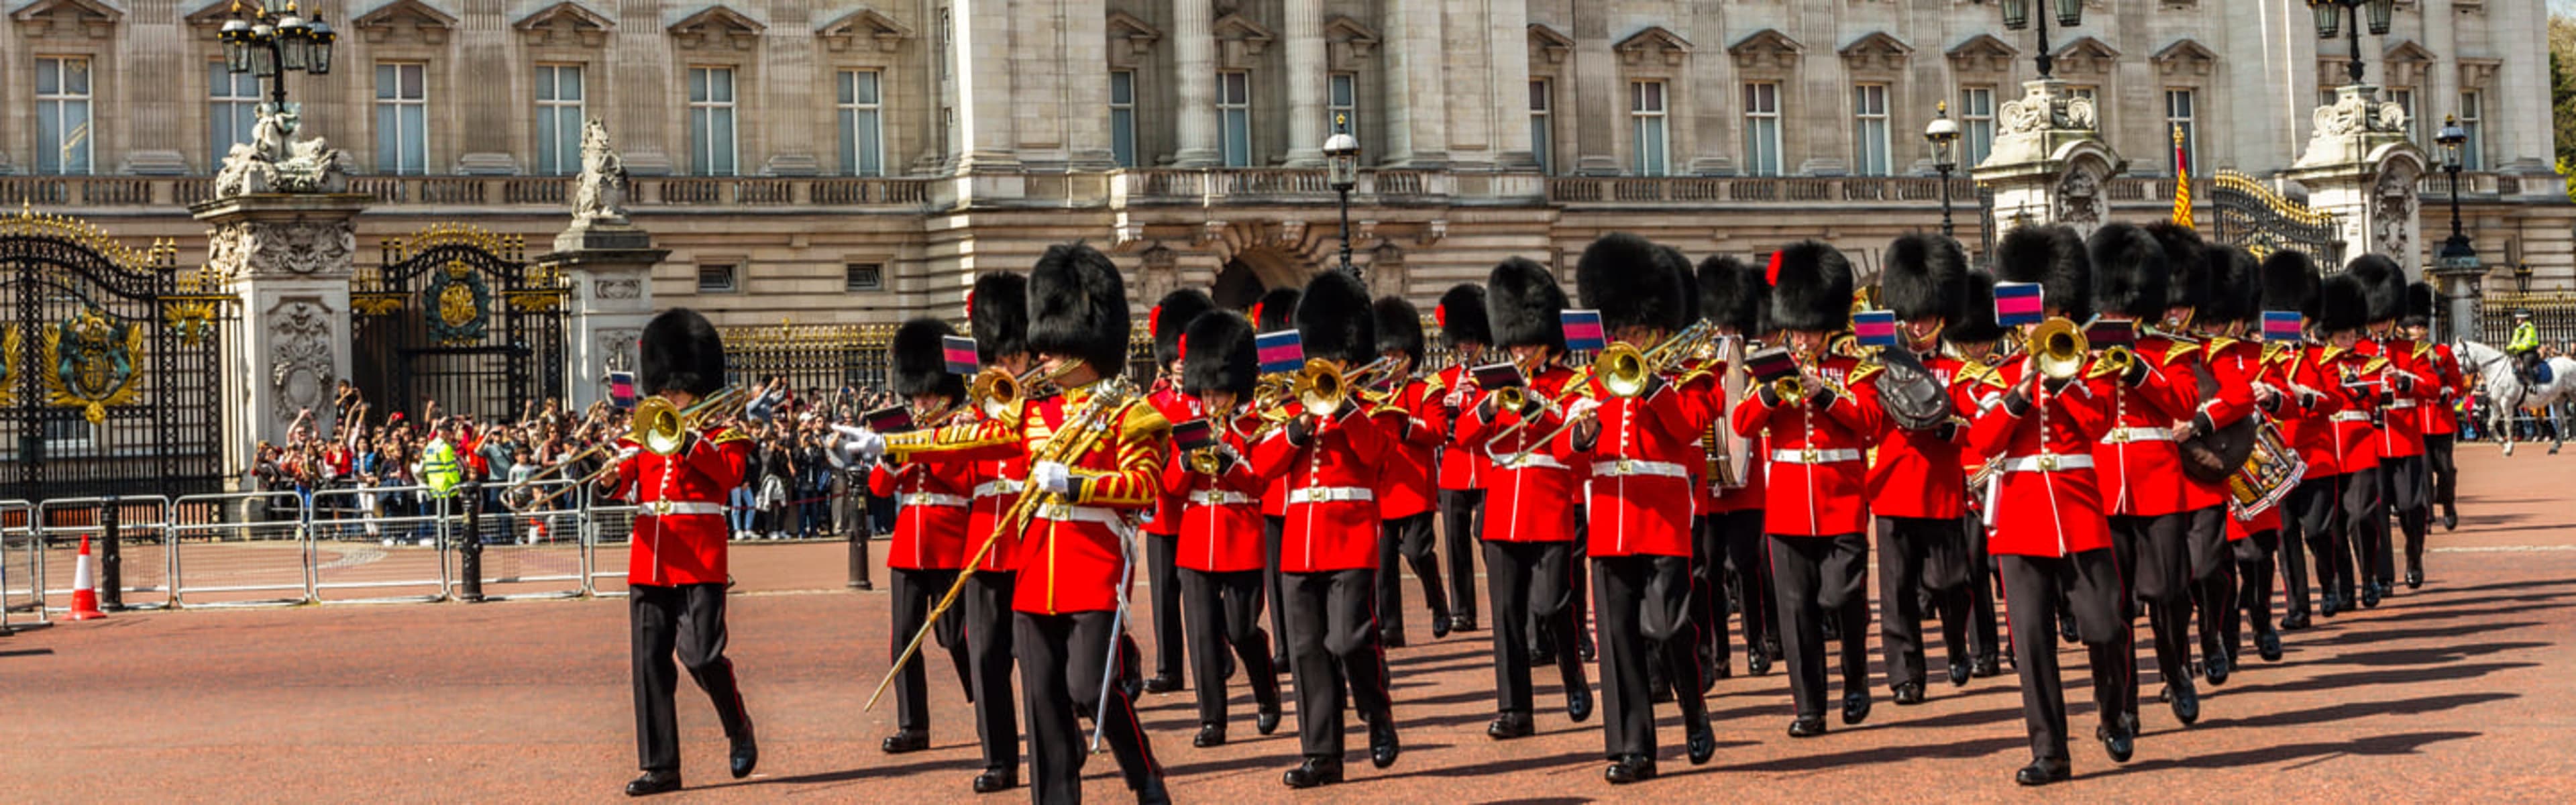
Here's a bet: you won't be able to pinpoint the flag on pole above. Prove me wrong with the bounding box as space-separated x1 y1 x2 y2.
2171 123 2194 228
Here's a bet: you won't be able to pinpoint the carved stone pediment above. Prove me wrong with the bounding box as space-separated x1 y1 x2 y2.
516 1 615 48
1837 31 1913 73
1106 10 1162 62
12 0 123 39
353 0 459 46
1728 28 1803 72
1527 23 1574 66
1946 34 2018 74
2382 40 2435 88
1615 25 1693 68
2051 36 2119 76
1324 15 1379 66
817 6 912 53
1210 13 1274 69
2458 58 2501 89
669 5 765 52
2152 38 2216 78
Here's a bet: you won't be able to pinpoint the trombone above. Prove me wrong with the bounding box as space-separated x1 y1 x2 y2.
511 384 755 512
967 362 1072 421
2028 317 2090 382
1595 321 1719 399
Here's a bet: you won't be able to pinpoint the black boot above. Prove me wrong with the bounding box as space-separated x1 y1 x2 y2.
1282 757 1344 788
730 718 759 779
625 771 682 796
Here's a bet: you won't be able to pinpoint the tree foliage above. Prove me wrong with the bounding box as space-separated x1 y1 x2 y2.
2555 15 2576 199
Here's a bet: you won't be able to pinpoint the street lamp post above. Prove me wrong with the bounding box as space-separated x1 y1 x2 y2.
1925 102 1961 239
219 1 336 107
2307 1 2397 85
2433 114 2483 342
1998 0 2086 78
1324 120 1362 280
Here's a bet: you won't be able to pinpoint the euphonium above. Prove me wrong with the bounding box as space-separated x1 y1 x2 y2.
2031 317 2090 381
633 385 753 455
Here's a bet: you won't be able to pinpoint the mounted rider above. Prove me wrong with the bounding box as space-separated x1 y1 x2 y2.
2508 309 2543 384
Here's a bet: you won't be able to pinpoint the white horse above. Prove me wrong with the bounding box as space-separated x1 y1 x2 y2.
2454 340 2576 455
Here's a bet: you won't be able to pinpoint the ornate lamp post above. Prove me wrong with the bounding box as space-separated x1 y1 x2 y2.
1324 121 1361 279
2431 115 2483 341
219 1 335 107
1925 102 1961 238
1998 0 2086 78
2308 0 2396 85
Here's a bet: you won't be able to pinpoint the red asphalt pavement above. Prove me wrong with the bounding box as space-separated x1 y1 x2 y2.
7 446 2576 802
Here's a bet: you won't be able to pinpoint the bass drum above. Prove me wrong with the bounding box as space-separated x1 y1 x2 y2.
1707 336 1754 490
2227 421 2306 521
2178 353 2256 483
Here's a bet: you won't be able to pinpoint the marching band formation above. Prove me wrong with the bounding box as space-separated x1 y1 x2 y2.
602 217 2470 799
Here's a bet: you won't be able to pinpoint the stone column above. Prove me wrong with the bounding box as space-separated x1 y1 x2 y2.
1282 0 1327 167
541 224 669 410
1487 0 1537 171
193 194 372 449
1172 0 1220 168
1569 15 1617 176
953 0 1022 173
2283 84 2428 271
1380 0 1448 168
1970 79 2127 238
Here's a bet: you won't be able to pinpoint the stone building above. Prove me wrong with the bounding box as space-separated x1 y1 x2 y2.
0 0 2565 325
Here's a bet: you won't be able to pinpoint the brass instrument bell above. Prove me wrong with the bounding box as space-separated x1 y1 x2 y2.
2031 317 2090 381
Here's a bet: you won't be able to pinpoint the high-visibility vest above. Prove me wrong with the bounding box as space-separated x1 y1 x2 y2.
2510 321 2540 354
421 437 464 499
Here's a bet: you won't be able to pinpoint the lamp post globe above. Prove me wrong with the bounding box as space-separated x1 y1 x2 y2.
1925 103 1961 238
1324 130 1362 278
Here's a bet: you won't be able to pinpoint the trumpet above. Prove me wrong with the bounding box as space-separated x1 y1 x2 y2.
1185 441 1237 476
2029 317 2090 382
1487 352 1550 413
513 385 752 511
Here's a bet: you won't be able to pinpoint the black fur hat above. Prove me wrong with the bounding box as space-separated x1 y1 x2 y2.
1151 288 1216 368
1576 233 1690 333
1669 247 1703 324
2088 222 2169 319
1297 270 1377 365
2345 254 2407 323
2317 272 2369 333
1880 233 1967 321
2261 250 2319 319
1181 309 1258 397
1487 257 1570 352
1252 287 1302 334
2404 282 2436 329
1698 255 1762 334
2202 245 2261 325
1767 240 1854 333
1373 296 1426 365
1026 243 1131 373
641 307 725 397
1436 283 1492 347
1995 225 2092 321
1947 270 2006 345
890 317 967 400
969 271 1029 364
2143 221 2211 314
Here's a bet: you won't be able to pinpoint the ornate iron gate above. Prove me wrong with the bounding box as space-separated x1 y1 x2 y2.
2208 170 2345 268
1 208 235 502
350 225 567 422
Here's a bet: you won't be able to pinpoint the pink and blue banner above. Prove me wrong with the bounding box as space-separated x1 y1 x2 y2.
865 405 916 433
1171 419 1217 451
1256 330 1305 374
1994 282 2045 326
941 335 981 375
1853 311 1899 348
1560 309 1606 353
2261 311 2304 342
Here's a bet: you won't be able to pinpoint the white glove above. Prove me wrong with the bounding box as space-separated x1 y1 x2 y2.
614 445 641 462
829 424 886 462
1032 461 1074 494
1565 397 1603 422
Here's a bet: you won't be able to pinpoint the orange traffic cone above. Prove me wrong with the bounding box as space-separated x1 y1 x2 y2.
68 533 106 621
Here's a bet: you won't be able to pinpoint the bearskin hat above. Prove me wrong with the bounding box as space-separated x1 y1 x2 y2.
1436 283 1492 347
1995 225 2092 321
890 317 967 400
1373 296 1426 365
2317 272 2369 333
1150 288 1216 369
1252 287 1303 334
1487 257 1570 352
1880 233 1968 321
641 308 725 397
1699 255 1766 336
1947 270 2006 345
2404 282 2436 329
1181 309 1258 397
1026 243 1131 374
969 271 1029 364
2088 223 2170 319
2201 245 2261 325
1766 241 1854 333
1575 233 1690 333
2345 254 2408 323
2143 221 2210 314
2261 250 2319 319
1669 247 1703 325
1297 270 1377 365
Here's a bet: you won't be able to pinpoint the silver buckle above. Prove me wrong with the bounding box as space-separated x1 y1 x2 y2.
2037 455 2059 472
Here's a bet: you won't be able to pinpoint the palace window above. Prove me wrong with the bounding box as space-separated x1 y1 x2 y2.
2165 89 2198 175
211 62 262 163
374 62 428 176
839 70 885 177
1529 79 1553 175
1218 70 1252 167
1743 81 1782 177
697 264 739 294
1853 83 1890 176
36 56 92 175
1110 70 1138 168
1330 72 1358 135
845 264 884 292
535 64 585 176
689 66 738 176
2459 91 2485 170
1630 80 1668 177
1960 86 1996 166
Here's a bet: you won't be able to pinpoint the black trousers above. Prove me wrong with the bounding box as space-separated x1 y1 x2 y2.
1016 610 1160 804
1376 513 1449 641
1963 512 2002 663
1713 510 1776 662
963 570 1019 775
1263 515 1289 665
1767 533 1870 720
1567 514 1592 658
2226 529 2281 659
1686 513 1739 674
1283 568 1392 760
2282 476 2339 618
1593 554 1707 759
1876 517 1972 690
2379 455 2430 576
1145 532 1186 683
1484 541 1587 714
2108 513 2189 714
630 582 751 773
2181 506 2235 665
2426 433 2459 511
888 568 971 733
1996 551 2131 764
1438 489 1485 623
1181 567 1281 727
2332 469 2378 600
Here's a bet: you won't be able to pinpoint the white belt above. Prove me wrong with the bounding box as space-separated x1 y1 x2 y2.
1289 486 1375 504
904 492 969 508
2100 427 2175 445
1591 459 1690 479
1191 490 1254 507
1770 448 1863 465
2332 411 2373 423
2001 453 2096 473
1034 503 1129 528
972 480 1024 498
641 500 722 517
1492 453 1569 471
2389 399 2418 409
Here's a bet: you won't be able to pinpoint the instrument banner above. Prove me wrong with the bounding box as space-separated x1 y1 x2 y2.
941 335 981 375
1996 282 2045 326
606 371 636 411
1256 330 1305 374
1853 311 1899 349
1172 418 1218 451
2261 311 2304 342
1560 309 1607 353
1746 346 1799 383
2084 319 2137 350
865 405 916 433
1470 362 1525 390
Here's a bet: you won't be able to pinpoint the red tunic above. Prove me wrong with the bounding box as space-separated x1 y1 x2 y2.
2359 337 2432 460
1866 352 1973 520
1371 378 1442 520
1967 363 2116 557
1161 416 1267 573
2268 344 2347 480
617 425 753 586
1454 364 1585 543
869 460 974 570
2318 347 2383 474
2193 337 2266 527
963 450 1027 573
2090 335 2200 517
1427 364 1491 492
1729 356 1883 537
1142 384 1201 536
1562 371 1703 558
2424 343 2465 437
1251 407 1389 572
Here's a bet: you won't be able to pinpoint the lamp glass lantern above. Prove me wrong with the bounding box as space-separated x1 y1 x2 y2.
2436 115 2467 169
276 13 310 72
2001 0 2029 30
250 23 279 77
220 19 253 72
2309 0 2342 38
2053 0 2084 27
1324 131 1361 190
2365 0 2396 36
1925 103 1961 168
308 17 335 75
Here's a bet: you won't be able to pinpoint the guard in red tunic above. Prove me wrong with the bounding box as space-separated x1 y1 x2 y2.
2311 272 2383 618
2264 252 2339 631
865 244 1172 805
1976 225 2136 785
2350 256 2435 600
2192 246 2288 667
957 270 1032 794
1428 284 1492 633
1945 270 2011 680
1370 295 1451 645
1250 270 1400 788
1141 288 1215 694
1691 256 1777 680
1563 234 1717 784
1456 258 1594 740
614 308 759 796
870 318 978 757
2404 283 2467 536
1252 287 1304 671
1729 241 1884 737
1163 309 1284 748
2144 223 2255 690
1868 233 1979 704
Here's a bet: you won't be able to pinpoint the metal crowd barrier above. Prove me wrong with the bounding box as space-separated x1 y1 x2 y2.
307 485 451 604
38 496 174 612
1 500 38 631
167 490 313 608
584 494 639 598
467 479 587 601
